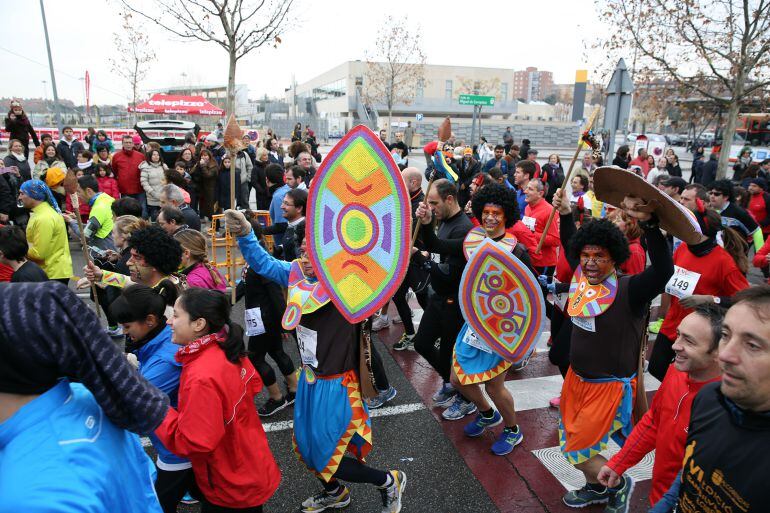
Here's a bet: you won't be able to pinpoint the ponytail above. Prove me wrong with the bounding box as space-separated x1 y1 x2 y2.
721 227 749 274
221 320 246 364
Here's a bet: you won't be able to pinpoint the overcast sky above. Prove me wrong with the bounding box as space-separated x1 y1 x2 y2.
0 0 605 106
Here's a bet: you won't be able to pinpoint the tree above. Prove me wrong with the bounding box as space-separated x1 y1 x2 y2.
119 0 294 117
595 0 770 178
110 11 156 122
363 16 426 140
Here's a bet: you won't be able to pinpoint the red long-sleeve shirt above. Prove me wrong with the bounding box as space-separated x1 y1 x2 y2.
619 238 646 276
753 238 770 282
659 243 748 341
111 149 145 195
524 199 560 267
607 366 720 505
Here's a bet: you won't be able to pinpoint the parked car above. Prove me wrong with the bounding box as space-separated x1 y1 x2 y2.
666 134 687 146
133 119 201 168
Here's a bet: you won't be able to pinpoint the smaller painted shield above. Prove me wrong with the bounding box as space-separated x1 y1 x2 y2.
306 125 412 323
459 238 546 363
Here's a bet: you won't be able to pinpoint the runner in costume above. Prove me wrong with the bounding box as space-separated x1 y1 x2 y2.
438 184 543 455
551 188 674 512
226 209 406 513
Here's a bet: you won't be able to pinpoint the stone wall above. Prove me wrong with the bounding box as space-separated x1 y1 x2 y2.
411 121 580 147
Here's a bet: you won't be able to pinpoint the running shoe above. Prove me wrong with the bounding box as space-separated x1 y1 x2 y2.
393 333 414 351
432 383 457 406
258 397 288 417
379 470 407 513
463 411 502 437
648 318 663 334
442 396 478 421
301 485 351 512
179 492 198 505
286 390 296 406
563 484 610 508
549 396 561 408
605 475 635 513
366 386 397 409
491 426 523 455
372 314 390 331
106 325 124 337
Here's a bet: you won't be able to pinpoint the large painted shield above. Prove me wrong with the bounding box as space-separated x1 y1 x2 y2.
306 125 412 324
459 238 546 363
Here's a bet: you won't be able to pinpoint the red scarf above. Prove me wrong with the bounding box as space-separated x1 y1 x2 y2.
176 329 226 362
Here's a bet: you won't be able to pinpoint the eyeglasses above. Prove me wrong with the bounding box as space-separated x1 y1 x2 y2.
708 191 723 196
580 256 611 265
481 211 503 220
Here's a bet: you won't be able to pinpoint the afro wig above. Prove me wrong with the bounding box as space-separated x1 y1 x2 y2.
471 183 520 228
567 218 631 265
127 225 183 275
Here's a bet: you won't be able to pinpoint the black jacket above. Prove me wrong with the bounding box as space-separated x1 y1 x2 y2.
3 154 31 183
0 174 15 216
418 209 473 297
699 156 718 186
57 139 86 169
4 113 39 147
251 161 270 210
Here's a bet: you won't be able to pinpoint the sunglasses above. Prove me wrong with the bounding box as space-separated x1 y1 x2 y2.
708 191 723 196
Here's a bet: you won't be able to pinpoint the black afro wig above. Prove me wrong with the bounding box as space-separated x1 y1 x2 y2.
471 183 520 228
127 225 183 275
567 218 631 265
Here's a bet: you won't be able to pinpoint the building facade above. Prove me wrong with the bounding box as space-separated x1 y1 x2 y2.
512 67 554 102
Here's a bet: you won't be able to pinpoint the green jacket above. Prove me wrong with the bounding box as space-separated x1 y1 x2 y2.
27 201 73 279
87 193 115 241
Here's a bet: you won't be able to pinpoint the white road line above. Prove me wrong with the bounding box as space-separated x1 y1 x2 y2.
141 402 428 445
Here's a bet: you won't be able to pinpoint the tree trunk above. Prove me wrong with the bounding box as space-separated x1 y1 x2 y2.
716 99 741 180
226 49 237 118
388 108 393 143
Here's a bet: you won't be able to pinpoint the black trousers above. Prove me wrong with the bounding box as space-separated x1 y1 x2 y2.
370 342 390 391
548 307 572 378
648 332 675 382
413 294 464 383
391 270 428 336
321 456 388 491
155 466 195 513
248 330 296 388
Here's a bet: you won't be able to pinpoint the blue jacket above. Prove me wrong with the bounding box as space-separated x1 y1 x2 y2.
237 229 290 286
133 324 189 469
516 188 527 216
269 184 291 245
0 380 162 513
483 157 508 174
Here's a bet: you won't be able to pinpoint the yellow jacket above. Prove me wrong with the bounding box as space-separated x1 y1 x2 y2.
26 201 73 279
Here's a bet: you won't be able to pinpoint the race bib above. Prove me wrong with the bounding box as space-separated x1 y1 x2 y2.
463 326 493 354
665 266 702 299
296 325 319 367
522 216 537 232
571 315 596 332
244 307 266 337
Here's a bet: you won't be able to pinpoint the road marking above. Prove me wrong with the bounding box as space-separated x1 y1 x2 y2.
141 401 428 445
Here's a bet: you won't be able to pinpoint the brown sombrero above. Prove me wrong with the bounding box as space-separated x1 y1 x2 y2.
593 166 703 245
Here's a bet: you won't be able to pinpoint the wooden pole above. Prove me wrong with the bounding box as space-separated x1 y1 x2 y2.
71 194 101 318
411 170 436 246
535 107 600 253
229 149 237 304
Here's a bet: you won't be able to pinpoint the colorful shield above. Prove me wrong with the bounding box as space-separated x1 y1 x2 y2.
459 238 546 363
282 261 331 330
306 125 412 324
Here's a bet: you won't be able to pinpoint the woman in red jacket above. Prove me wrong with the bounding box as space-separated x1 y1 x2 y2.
155 288 280 512
94 163 121 199
608 209 646 275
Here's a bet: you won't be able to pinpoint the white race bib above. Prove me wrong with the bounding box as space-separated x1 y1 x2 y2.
296 325 319 367
665 265 702 299
571 315 596 332
522 215 537 232
244 307 266 337
463 326 492 354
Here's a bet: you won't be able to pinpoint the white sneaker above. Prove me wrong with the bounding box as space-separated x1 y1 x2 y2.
372 314 390 331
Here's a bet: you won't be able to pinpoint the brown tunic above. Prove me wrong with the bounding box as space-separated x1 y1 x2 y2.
569 275 646 379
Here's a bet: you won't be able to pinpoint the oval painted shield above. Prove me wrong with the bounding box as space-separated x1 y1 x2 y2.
306 125 412 324
459 238 546 363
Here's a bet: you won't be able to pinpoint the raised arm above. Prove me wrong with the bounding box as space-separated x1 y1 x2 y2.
225 209 290 286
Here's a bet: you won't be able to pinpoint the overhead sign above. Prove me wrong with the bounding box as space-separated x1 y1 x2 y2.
459 94 495 106
415 113 423 121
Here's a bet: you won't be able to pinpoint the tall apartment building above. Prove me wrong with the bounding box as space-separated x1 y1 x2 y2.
512 67 554 102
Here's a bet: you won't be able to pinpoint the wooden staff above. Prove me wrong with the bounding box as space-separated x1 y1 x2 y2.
411 169 436 246
70 194 102 318
228 148 237 304
535 107 600 253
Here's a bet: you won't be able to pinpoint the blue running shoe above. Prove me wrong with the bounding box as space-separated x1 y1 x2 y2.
463 411 503 437
432 383 458 406
491 426 523 455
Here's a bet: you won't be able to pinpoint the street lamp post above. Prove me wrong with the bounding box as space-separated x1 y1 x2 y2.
39 0 63 134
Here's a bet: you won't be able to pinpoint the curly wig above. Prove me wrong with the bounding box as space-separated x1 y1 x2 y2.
471 183 519 228
127 225 183 275
567 218 630 265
